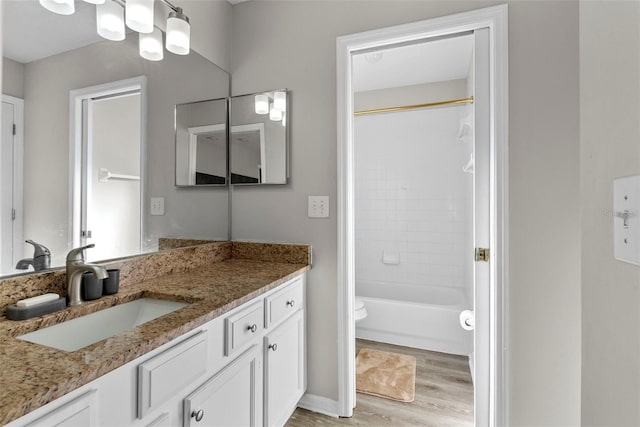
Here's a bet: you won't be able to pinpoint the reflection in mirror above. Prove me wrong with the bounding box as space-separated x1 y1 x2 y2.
0 1 230 277
175 98 227 186
230 90 289 185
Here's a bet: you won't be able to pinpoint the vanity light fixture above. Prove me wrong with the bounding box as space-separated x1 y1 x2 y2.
139 28 164 61
40 0 193 62
255 95 269 115
39 0 75 15
126 0 155 33
269 103 283 121
166 7 190 55
96 1 125 41
273 91 286 112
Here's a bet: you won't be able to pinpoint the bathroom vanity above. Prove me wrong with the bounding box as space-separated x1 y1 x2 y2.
0 242 310 427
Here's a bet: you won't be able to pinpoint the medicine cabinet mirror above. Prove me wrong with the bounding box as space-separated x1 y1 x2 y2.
230 89 289 185
175 98 228 186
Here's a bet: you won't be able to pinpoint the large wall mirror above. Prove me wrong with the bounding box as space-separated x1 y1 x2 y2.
230 90 289 185
0 1 230 277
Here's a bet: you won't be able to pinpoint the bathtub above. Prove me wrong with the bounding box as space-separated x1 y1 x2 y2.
355 281 473 356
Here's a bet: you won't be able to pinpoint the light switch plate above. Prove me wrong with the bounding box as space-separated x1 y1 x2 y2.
308 196 329 218
150 197 165 216
613 176 640 265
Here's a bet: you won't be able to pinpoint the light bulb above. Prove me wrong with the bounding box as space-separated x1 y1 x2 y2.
255 95 269 115
273 91 286 112
270 103 283 121
139 29 164 61
97 1 125 41
126 0 155 33
166 8 190 55
39 0 75 15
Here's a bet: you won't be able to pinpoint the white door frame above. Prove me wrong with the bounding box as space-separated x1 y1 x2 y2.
336 5 508 425
1 95 24 271
69 76 147 251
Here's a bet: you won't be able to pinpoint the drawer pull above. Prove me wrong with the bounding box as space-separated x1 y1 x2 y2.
286 300 295 308
268 343 278 352
191 409 204 422
247 324 258 333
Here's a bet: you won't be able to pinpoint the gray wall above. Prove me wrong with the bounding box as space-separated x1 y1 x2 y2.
231 1 581 424
2 57 23 99
581 2 640 425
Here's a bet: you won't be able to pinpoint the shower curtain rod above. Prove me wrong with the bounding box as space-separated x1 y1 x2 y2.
354 96 474 116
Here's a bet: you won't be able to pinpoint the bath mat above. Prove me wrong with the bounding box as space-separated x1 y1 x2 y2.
356 348 416 402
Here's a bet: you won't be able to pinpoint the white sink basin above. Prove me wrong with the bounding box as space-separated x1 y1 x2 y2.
17 298 188 352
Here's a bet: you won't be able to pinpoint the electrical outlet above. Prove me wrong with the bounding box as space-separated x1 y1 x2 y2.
308 196 329 218
150 197 165 216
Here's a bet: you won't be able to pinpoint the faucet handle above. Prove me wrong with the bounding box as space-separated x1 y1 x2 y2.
66 244 95 262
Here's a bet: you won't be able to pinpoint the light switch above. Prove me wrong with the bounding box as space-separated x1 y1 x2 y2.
613 176 640 265
308 196 329 218
150 197 165 216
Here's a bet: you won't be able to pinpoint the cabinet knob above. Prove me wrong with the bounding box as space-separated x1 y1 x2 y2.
191 409 204 422
286 300 295 308
268 343 278 352
247 324 258 333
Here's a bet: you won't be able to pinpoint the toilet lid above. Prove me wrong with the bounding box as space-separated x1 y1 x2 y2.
355 297 365 310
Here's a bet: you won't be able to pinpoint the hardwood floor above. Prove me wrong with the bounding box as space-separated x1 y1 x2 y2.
285 339 474 427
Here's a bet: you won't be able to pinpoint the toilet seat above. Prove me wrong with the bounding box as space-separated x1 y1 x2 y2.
354 297 368 322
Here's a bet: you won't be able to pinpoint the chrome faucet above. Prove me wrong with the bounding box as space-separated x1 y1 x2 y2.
16 240 51 271
66 244 108 306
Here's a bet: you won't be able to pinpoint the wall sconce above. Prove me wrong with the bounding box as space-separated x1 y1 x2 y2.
166 7 190 55
126 0 155 33
273 91 286 112
255 95 269 115
39 0 75 15
96 1 125 41
269 103 283 121
139 28 164 61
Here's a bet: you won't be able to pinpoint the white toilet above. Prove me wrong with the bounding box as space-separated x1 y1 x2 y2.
354 297 368 322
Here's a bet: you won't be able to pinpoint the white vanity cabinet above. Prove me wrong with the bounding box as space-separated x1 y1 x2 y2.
183 345 263 427
263 279 306 427
7 273 306 427
24 390 98 427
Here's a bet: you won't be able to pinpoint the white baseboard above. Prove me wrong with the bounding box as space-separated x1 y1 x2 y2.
297 393 340 418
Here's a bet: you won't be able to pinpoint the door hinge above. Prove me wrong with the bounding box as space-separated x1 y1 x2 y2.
12 124 16 135
475 247 489 262
81 230 92 239
11 208 15 221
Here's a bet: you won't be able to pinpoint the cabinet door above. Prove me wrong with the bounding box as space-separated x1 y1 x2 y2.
26 389 97 427
184 345 263 427
264 310 305 427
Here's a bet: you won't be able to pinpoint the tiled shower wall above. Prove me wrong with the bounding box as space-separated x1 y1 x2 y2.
354 105 473 296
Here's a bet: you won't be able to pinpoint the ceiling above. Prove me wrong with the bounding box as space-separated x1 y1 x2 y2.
2 0 106 64
352 34 474 93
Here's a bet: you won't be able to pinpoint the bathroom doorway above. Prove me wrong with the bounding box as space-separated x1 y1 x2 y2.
0 95 23 274
337 6 508 425
69 76 147 261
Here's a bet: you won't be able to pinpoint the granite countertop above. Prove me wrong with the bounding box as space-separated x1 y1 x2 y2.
0 258 310 425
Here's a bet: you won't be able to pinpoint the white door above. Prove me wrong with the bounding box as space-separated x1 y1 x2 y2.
0 95 23 274
80 92 142 261
472 27 491 426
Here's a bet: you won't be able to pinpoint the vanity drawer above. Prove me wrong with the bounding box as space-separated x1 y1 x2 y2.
265 278 303 329
225 302 264 356
138 331 208 418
